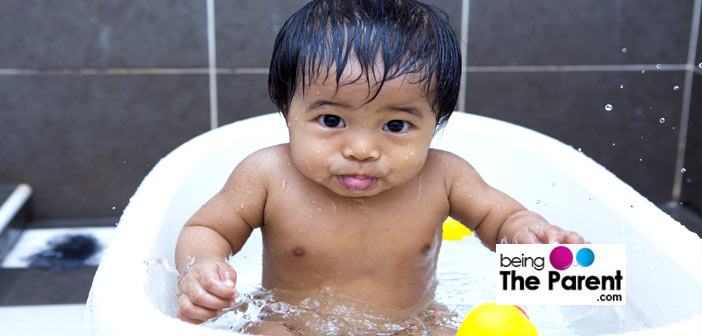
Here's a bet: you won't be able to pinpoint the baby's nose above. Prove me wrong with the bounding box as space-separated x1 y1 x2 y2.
342 136 380 161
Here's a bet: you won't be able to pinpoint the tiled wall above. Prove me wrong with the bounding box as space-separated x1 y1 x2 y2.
0 0 699 223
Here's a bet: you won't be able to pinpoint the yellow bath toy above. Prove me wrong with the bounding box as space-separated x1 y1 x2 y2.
457 302 537 336
442 216 473 240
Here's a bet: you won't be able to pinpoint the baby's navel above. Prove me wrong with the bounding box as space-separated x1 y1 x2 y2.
292 246 306 256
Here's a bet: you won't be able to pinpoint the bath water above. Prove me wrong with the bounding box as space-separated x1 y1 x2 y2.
153 236 649 335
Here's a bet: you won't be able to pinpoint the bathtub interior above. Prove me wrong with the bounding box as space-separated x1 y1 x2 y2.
86 112 701 335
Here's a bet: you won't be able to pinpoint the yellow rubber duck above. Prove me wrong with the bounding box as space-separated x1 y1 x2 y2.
457 303 538 336
442 217 473 240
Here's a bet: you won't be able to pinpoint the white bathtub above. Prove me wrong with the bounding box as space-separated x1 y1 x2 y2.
85 112 701 335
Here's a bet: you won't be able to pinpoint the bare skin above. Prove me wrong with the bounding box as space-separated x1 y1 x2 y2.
175 62 585 334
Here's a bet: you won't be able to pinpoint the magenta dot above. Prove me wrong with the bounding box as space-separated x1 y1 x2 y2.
550 246 573 270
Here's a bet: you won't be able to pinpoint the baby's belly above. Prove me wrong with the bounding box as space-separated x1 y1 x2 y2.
259 239 441 314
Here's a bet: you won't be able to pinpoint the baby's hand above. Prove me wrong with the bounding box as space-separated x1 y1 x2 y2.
176 260 239 324
512 223 586 244
503 211 586 244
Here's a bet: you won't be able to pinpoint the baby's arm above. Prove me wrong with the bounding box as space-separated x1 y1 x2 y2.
175 151 269 323
440 151 584 251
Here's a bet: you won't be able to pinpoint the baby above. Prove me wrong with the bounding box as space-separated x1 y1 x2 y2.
175 0 585 334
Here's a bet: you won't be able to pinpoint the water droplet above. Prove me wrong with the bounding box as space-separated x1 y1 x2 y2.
621 48 628 53
641 70 646 74
681 168 687 173
317 207 322 212
659 117 666 124
639 158 644 162
281 180 287 191
612 143 616 147
605 104 613 111
577 147 582 152
240 203 245 209
687 178 693 183
699 63 702 69
111 206 116 210
656 64 662 69
315 148 321 153
403 156 409 160
673 85 680 91
535 200 541 204
619 84 624 89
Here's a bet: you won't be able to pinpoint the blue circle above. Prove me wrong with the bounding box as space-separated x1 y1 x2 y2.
576 248 595 267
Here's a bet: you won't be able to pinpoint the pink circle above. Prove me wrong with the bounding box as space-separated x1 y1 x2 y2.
550 246 573 270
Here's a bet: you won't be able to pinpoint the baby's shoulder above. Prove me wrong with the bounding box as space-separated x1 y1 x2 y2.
426 149 473 168
231 144 291 178
425 149 480 178
239 144 290 166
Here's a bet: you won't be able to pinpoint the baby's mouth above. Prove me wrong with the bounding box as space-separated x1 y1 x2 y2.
337 175 378 191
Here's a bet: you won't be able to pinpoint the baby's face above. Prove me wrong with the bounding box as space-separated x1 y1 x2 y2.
286 63 437 198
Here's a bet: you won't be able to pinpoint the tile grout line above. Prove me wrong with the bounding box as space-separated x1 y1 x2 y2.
207 0 219 130
457 0 470 112
0 64 693 76
672 0 702 200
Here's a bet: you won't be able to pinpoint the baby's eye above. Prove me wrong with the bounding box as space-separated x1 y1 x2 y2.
383 120 410 133
318 114 345 128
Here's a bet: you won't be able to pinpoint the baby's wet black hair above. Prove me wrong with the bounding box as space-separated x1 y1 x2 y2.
268 0 461 128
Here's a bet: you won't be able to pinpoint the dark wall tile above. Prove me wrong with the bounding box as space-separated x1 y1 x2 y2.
467 0 694 66
0 75 210 220
216 0 462 69
681 73 701 213
216 0 310 68
464 70 685 203
0 0 207 68
218 74 278 125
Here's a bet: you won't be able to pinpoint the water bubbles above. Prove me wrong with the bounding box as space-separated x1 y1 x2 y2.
673 85 680 91
681 168 687 173
656 64 662 69
621 48 628 53
659 117 666 124
604 104 614 111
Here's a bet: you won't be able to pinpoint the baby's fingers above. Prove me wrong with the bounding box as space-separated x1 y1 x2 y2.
562 231 587 244
512 229 539 244
177 294 219 323
197 264 239 301
184 280 233 310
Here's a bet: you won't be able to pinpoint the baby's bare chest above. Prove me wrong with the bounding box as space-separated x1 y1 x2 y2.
260 178 450 274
